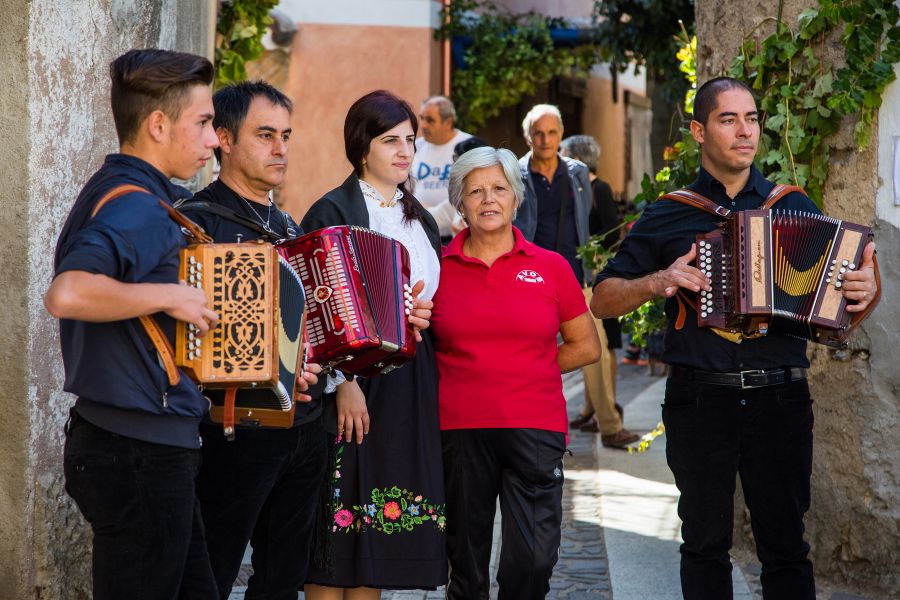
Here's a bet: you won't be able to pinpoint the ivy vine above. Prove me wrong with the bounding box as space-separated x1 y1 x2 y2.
215 0 278 89
730 0 900 206
437 0 600 131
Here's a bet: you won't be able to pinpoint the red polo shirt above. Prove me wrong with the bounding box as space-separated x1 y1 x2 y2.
430 227 588 434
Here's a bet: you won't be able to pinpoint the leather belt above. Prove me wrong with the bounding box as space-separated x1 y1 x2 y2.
669 366 807 389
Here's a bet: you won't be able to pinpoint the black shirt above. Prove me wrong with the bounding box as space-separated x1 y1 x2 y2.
180 179 325 425
596 165 820 371
531 160 584 282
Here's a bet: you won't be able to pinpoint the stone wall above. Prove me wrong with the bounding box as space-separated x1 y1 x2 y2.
0 1 213 598
696 1 900 595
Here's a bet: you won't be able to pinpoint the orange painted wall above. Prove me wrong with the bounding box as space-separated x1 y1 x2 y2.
280 23 438 221
582 77 626 195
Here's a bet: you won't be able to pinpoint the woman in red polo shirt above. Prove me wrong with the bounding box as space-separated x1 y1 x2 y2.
429 146 601 599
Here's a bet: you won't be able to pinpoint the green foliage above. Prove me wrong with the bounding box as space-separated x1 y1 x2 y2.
437 0 600 130
729 0 900 206
215 0 278 89
591 0 695 102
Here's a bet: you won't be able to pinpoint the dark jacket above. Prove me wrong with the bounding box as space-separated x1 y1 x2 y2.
513 152 593 278
301 173 442 258
53 154 206 448
300 173 442 436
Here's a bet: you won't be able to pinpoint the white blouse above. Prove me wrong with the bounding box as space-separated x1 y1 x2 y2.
359 180 441 301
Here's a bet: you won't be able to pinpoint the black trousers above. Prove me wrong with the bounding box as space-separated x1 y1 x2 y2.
196 417 327 600
441 428 566 600
663 377 816 600
63 409 218 600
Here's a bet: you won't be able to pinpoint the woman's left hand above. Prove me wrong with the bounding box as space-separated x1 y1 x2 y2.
408 279 432 342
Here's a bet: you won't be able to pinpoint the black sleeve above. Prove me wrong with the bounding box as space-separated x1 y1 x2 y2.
590 180 620 248
300 196 348 231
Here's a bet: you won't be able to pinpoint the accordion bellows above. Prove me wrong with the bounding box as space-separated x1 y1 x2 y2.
696 210 870 346
175 242 306 427
277 225 416 376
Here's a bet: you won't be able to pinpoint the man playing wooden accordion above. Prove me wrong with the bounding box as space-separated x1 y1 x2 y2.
178 80 326 599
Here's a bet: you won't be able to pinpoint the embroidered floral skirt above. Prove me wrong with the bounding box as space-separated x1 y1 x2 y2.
306 333 448 589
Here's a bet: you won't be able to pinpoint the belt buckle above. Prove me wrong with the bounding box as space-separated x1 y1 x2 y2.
739 369 769 389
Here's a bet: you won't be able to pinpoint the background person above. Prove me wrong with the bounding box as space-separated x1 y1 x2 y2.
515 106 638 448
44 48 220 600
559 134 636 441
301 90 447 599
591 77 878 600
178 80 325 600
431 146 601 599
412 95 472 243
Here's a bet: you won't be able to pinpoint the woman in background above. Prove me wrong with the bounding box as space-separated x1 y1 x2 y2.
301 90 446 600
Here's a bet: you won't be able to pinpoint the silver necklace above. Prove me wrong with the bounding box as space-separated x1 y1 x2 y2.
238 194 274 233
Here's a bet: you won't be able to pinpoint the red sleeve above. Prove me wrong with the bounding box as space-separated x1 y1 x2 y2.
553 254 589 322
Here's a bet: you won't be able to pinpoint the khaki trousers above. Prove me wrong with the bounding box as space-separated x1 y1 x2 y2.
581 287 622 435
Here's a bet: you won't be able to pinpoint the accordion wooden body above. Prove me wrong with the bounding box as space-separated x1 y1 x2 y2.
276 225 416 377
695 210 871 347
175 242 306 428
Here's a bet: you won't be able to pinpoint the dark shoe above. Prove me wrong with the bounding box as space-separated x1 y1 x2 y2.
579 419 600 433
569 413 595 429
601 429 640 449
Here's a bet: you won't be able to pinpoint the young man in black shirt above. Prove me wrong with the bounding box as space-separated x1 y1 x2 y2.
179 81 326 600
45 49 221 600
591 77 878 600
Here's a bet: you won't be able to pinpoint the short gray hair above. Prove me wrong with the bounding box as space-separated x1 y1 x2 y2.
522 104 563 143
448 147 524 211
423 95 456 123
560 135 600 174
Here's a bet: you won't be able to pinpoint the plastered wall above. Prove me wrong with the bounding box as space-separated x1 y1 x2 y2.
1 1 213 597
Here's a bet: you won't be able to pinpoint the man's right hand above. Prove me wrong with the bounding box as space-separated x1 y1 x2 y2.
165 282 219 336
649 244 711 298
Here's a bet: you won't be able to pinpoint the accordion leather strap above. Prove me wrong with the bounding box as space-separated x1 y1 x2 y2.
762 184 806 209
661 189 732 218
89 183 213 388
138 315 180 387
223 388 237 441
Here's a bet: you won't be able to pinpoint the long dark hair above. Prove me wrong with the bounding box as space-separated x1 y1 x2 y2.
344 90 421 222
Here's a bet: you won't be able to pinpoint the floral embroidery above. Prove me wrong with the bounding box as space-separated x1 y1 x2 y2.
329 439 446 535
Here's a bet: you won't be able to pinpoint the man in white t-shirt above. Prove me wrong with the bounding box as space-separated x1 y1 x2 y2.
413 96 472 241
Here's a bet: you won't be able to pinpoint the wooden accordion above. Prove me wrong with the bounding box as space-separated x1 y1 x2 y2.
695 209 871 347
175 242 307 433
276 225 416 377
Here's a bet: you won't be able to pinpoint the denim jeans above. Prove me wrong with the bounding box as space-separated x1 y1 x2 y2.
663 377 816 600
63 409 217 600
196 417 327 600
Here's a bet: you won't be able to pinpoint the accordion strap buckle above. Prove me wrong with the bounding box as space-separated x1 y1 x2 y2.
714 205 732 218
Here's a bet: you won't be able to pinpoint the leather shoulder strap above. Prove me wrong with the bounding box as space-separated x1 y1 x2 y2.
762 184 807 210
90 184 150 219
660 189 732 218
88 183 184 387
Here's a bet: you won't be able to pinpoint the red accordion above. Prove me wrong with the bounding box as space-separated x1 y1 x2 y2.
695 209 873 347
276 225 416 376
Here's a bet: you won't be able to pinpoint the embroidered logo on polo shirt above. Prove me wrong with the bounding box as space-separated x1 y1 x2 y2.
515 269 544 284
